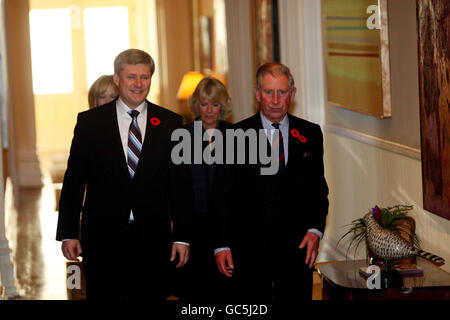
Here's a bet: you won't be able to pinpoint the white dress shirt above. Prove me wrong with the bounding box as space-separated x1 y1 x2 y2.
260 111 289 164
116 98 147 222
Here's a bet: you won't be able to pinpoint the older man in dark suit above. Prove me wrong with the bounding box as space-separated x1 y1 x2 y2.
213 62 329 308
56 49 192 301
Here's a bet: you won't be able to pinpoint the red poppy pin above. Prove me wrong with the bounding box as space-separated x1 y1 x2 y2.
150 117 161 126
291 129 307 143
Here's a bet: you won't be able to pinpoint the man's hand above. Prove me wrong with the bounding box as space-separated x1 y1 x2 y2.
215 250 234 278
299 232 320 268
61 240 82 261
170 243 190 268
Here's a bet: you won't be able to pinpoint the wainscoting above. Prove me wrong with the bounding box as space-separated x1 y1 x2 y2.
318 130 450 273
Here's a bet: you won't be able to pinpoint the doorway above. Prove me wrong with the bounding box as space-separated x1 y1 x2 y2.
28 0 160 178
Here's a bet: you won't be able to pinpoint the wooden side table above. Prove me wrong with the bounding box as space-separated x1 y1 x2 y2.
318 257 450 300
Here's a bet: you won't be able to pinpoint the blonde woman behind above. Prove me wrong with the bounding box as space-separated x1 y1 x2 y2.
175 77 234 303
87 75 119 109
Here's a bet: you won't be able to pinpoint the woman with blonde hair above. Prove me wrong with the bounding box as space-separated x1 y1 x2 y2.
188 76 232 128
87 75 119 109
176 76 233 303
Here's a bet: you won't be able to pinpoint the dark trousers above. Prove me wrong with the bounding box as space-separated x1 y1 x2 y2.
174 235 234 304
233 244 312 303
232 207 313 308
83 222 168 302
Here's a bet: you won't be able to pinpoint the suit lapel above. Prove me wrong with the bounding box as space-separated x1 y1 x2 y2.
287 114 306 167
248 113 270 172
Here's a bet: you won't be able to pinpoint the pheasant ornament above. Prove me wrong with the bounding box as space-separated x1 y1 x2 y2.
363 211 445 265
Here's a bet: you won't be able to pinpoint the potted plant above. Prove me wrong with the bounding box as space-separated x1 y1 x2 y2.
338 204 420 265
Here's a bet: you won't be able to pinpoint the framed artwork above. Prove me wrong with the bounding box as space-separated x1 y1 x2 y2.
191 0 228 81
323 0 391 118
254 0 280 67
417 0 450 220
199 15 213 73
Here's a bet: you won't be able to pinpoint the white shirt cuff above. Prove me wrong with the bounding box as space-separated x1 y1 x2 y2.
174 241 190 247
307 228 323 240
214 247 231 255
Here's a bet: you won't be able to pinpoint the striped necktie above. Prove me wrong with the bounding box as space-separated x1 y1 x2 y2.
272 122 285 174
127 110 142 178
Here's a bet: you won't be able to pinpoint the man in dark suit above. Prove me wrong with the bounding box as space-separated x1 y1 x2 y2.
56 49 192 301
213 62 329 307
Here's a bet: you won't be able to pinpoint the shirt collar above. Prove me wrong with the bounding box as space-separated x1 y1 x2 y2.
259 111 289 130
116 98 147 117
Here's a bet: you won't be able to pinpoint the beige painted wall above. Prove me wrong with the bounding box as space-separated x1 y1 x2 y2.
321 133 450 273
317 0 450 272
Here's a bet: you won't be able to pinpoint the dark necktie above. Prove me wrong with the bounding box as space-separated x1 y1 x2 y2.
206 141 216 192
272 123 285 174
127 110 142 178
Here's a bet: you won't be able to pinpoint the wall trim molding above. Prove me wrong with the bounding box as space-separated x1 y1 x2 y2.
324 124 421 160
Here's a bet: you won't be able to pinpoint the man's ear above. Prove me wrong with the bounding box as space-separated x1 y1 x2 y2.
254 86 261 103
113 73 120 87
290 86 297 101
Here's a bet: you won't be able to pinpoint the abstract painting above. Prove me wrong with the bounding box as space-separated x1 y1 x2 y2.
323 0 391 118
417 0 450 220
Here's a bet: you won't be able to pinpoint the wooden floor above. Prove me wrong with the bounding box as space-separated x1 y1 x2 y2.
2 170 322 300
4 177 67 299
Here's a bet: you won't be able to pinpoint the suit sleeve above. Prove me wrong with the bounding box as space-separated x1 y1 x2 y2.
210 161 235 249
56 113 88 241
168 117 194 244
307 125 329 234
210 124 237 249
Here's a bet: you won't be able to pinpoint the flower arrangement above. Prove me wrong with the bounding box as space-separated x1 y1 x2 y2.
338 204 420 259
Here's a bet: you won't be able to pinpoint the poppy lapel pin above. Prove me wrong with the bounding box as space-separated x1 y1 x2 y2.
290 129 307 143
150 117 161 126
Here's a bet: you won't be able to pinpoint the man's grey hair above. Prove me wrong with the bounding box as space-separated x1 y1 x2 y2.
114 49 155 75
256 62 295 92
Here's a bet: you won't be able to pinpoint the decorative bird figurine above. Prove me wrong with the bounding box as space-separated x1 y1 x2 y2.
363 211 445 265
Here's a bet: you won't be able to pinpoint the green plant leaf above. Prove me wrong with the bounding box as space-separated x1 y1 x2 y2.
338 204 417 258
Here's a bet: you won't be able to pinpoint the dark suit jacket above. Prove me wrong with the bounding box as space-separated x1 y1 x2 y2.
212 112 328 269
185 120 233 215
184 120 232 254
56 99 193 266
